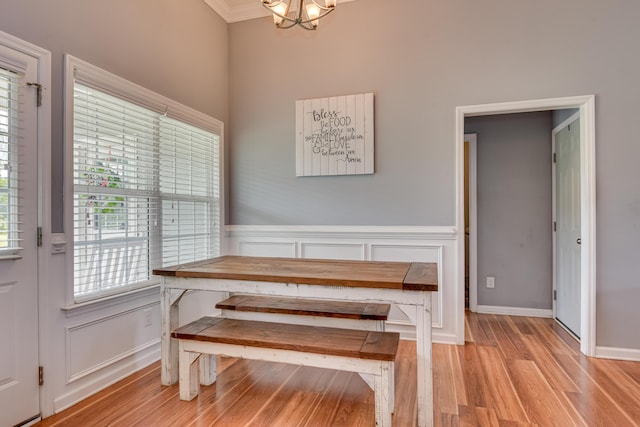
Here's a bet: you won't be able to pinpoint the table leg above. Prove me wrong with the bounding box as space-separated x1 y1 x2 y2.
415 292 433 427
161 282 179 385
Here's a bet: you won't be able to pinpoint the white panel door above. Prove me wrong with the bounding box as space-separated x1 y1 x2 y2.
0 43 40 426
554 117 581 337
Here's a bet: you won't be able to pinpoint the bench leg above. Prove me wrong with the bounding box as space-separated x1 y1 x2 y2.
179 341 201 401
374 362 393 427
200 354 217 386
358 369 393 414
390 362 395 414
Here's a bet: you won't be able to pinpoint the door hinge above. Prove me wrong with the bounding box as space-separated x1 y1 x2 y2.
553 152 556 163
37 227 43 247
553 290 557 301
39 366 44 386
26 82 43 107
553 221 556 232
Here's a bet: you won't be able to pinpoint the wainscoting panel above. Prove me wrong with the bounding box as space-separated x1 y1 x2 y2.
301 242 366 260
238 241 296 257
0 281 16 386
225 225 459 343
66 302 161 383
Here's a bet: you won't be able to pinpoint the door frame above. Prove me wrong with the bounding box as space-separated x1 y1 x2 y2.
465 133 478 312
0 30 52 419
455 95 596 356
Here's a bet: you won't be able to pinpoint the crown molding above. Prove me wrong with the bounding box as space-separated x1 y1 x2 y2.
203 0 359 24
229 1 271 23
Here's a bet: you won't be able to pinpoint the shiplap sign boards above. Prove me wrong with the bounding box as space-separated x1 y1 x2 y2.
296 93 374 176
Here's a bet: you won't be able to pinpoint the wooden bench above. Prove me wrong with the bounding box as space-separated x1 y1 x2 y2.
172 316 399 427
216 294 391 331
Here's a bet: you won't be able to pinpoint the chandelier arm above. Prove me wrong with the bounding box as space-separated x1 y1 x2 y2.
276 19 302 29
297 7 335 25
262 0 305 24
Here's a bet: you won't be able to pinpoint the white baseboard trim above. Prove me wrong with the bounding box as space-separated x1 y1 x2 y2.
476 305 553 318
387 321 415 341
432 332 458 345
53 343 160 413
595 346 640 362
387 321 458 345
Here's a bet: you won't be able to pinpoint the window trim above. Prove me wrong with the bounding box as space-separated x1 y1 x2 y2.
64 54 225 306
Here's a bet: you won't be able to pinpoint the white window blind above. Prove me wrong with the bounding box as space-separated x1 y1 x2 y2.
0 67 22 258
159 116 220 267
72 77 221 301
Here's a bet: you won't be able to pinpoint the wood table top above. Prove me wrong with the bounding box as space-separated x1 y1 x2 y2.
153 256 438 291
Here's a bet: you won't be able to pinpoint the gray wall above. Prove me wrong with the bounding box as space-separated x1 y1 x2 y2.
466 112 553 309
0 0 229 232
229 0 640 349
229 0 449 225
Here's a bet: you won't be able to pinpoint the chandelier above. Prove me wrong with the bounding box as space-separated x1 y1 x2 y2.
262 0 337 30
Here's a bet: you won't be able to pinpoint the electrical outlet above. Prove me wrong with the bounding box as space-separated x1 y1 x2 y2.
143 308 152 327
486 276 495 289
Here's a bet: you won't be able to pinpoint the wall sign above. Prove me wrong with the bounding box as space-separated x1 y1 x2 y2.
296 93 374 176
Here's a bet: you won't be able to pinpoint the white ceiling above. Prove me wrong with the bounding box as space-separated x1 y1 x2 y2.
202 0 268 23
203 0 357 24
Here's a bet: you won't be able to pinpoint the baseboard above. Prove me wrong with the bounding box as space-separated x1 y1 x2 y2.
386 321 415 341
387 321 458 345
432 332 458 345
476 305 553 318
595 346 640 362
53 343 160 413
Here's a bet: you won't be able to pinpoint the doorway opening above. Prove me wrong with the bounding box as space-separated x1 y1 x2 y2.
456 96 596 356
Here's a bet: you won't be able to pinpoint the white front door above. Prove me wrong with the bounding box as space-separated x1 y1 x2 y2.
0 42 40 426
554 115 581 337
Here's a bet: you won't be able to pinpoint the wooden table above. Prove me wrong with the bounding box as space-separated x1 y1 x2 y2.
154 255 438 427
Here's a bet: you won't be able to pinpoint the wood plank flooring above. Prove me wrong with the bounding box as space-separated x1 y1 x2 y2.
35 313 640 426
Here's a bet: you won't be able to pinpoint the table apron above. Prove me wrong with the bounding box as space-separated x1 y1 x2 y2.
162 276 429 307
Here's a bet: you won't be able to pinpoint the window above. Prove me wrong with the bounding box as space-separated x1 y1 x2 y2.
0 67 20 257
67 56 223 302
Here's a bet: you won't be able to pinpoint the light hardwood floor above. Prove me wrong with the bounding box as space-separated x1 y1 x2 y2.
35 313 640 426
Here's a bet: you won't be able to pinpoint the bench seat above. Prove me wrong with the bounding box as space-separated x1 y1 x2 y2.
172 316 399 426
216 294 391 331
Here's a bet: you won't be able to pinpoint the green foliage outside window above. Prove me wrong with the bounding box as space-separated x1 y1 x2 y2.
82 161 126 230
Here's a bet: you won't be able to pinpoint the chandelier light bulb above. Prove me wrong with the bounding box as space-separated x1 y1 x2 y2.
305 3 320 28
273 2 287 26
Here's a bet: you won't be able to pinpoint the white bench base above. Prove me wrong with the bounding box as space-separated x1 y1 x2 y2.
178 339 395 427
